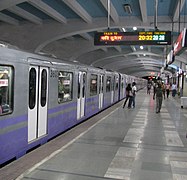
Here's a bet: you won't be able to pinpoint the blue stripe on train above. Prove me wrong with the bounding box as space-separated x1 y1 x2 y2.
0 114 27 129
0 95 111 165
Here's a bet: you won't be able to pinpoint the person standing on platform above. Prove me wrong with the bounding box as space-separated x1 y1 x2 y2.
154 81 163 113
131 82 137 108
147 83 151 94
127 88 133 109
166 83 171 98
153 82 156 100
162 82 166 99
123 83 132 108
171 83 177 97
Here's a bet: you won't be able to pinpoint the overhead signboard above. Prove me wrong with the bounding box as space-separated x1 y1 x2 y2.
94 31 171 45
173 28 187 56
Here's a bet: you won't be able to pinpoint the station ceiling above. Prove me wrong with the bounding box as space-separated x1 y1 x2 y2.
0 0 187 77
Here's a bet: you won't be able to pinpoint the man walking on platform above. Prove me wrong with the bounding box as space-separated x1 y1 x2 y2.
166 83 171 98
171 83 177 97
154 81 163 113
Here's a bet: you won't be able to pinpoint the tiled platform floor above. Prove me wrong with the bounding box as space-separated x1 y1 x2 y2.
1 89 187 180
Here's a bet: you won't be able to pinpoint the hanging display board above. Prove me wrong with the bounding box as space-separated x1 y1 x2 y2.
94 31 171 45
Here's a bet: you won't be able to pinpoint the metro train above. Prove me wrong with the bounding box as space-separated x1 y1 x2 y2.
0 47 146 166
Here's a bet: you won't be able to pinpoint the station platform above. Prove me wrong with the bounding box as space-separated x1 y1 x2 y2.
1 89 187 180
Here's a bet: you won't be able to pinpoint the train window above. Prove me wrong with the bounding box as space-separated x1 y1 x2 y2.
115 77 119 90
106 76 111 92
99 75 104 93
0 66 14 115
58 71 73 103
82 73 86 98
90 74 97 96
29 68 36 109
41 69 47 107
102 76 104 93
78 73 80 99
121 80 124 89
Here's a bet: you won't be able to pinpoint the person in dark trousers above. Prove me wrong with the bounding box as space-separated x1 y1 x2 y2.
127 87 133 109
147 83 151 94
131 82 137 108
171 83 177 97
153 83 156 100
123 83 132 108
162 82 166 99
166 83 170 98
153 81 163 113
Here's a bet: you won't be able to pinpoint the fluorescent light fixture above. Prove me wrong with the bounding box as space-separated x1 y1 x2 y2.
122 28 126 32
133 47 136 51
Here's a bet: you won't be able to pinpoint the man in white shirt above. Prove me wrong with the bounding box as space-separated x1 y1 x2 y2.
132 82 137 108
171 83 177 97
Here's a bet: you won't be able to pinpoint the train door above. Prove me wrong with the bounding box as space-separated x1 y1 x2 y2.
99 75 104 109
28 66 48 142
77 71 86 119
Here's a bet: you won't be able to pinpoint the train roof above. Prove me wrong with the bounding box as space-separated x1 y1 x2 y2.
0 46 133 76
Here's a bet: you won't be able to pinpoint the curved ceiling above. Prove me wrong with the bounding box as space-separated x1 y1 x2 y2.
0 0 187 77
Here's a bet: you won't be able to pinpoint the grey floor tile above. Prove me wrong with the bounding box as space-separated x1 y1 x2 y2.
130 170 172 180
141 162 171 172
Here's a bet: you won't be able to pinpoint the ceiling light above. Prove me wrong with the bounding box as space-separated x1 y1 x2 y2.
140 46 144 50
123 4 132 14
143 54 146 56
133 26 137 31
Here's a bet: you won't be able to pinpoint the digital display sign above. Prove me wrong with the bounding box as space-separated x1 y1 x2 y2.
94 31 171 45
